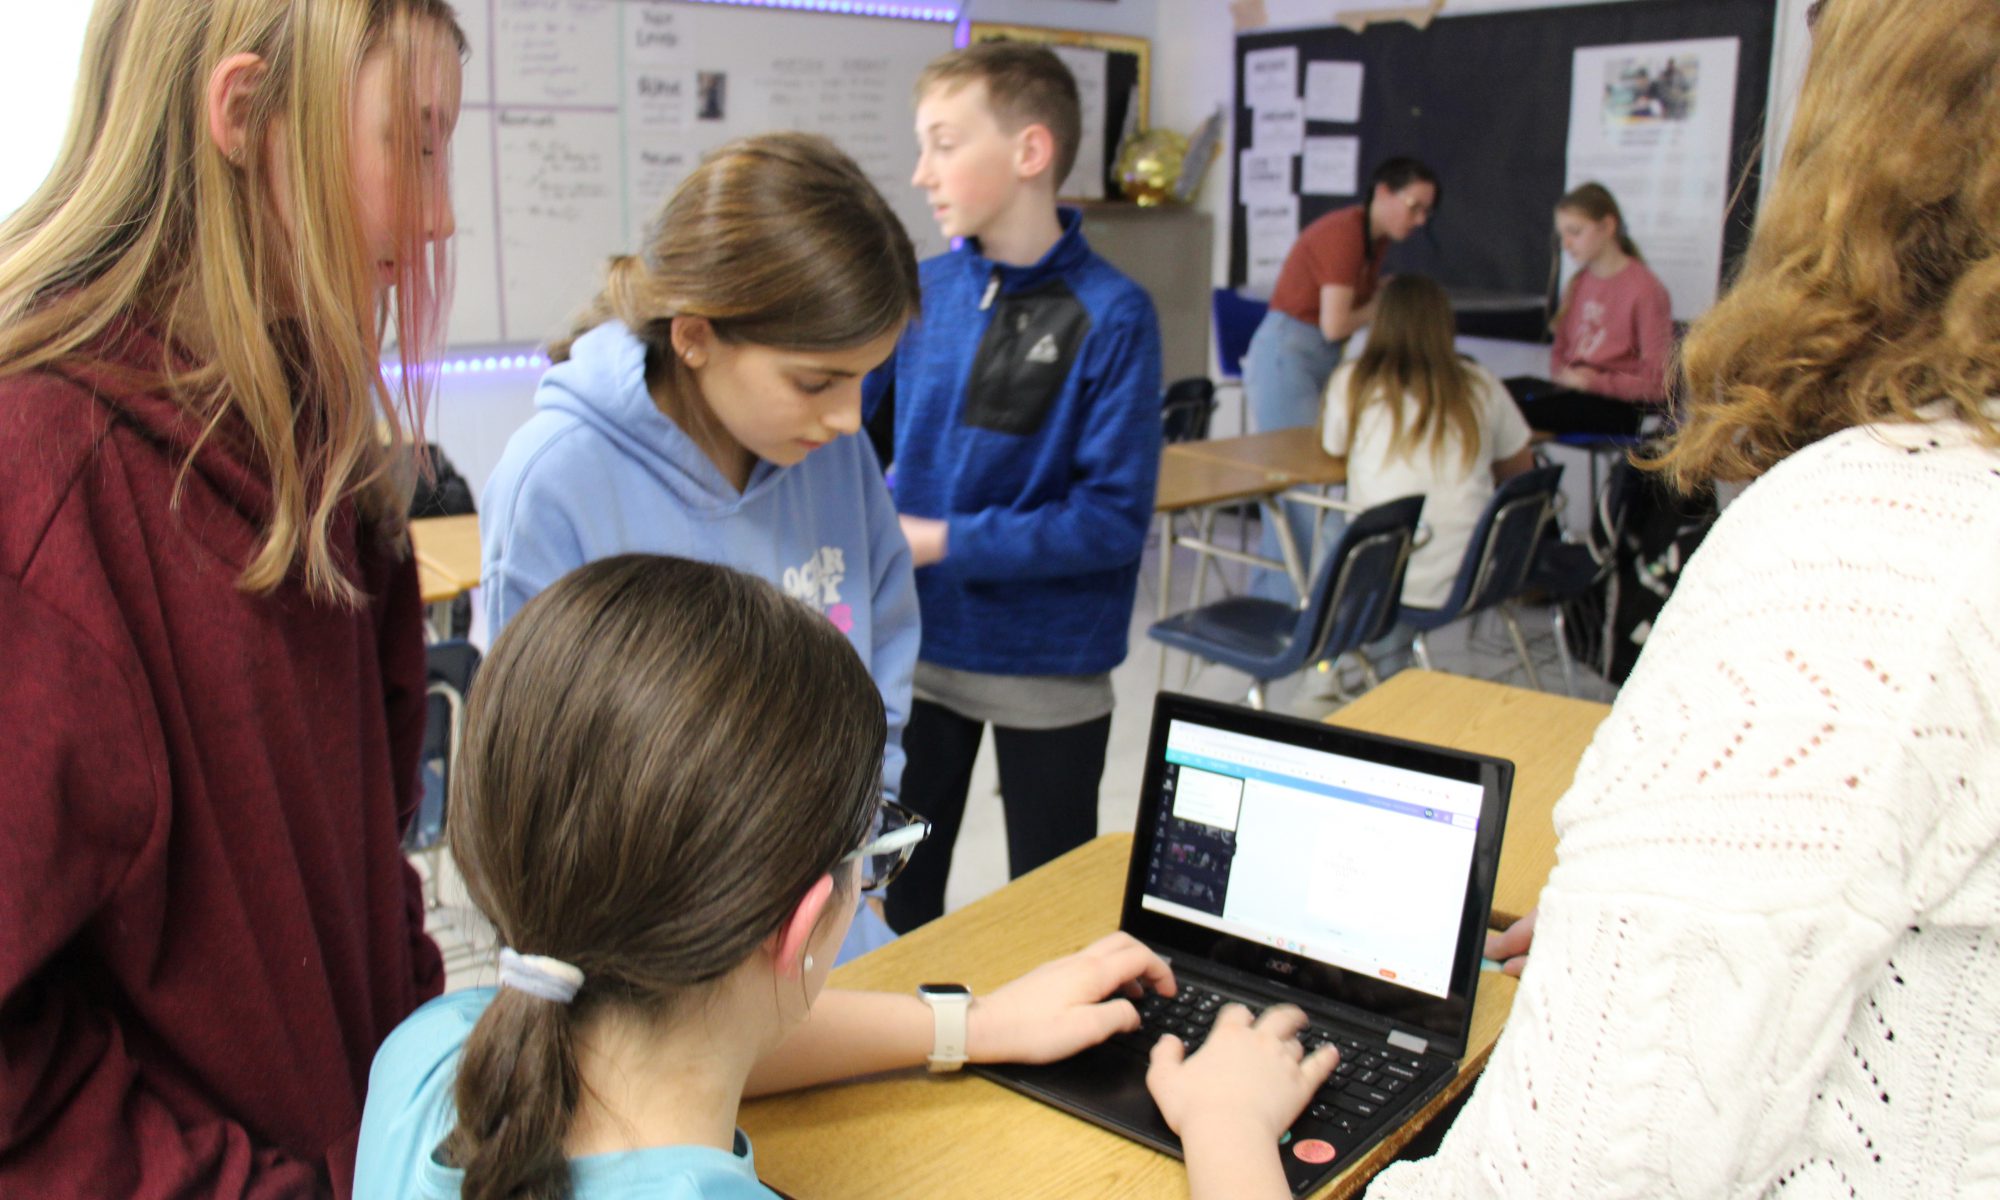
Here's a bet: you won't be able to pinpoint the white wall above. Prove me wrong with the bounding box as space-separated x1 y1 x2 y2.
0 9 94 220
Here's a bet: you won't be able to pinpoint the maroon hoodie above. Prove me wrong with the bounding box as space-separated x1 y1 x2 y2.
0 321 442 1198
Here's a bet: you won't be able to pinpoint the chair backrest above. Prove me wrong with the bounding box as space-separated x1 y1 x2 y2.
1161 376 1217 443
1429 465 1564 621
1292 494 1426 665
408 638 481 853
1211 288 1268 381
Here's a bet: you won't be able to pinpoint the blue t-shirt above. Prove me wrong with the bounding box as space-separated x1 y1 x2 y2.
355 989 779 1200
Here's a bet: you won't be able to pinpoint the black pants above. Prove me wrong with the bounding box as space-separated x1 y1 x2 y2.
884 699 1110 933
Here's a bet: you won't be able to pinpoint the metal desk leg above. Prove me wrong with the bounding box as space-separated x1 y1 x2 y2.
1260 493 1310 605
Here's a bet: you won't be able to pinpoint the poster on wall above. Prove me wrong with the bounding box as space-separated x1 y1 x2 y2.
1564 37 1740 319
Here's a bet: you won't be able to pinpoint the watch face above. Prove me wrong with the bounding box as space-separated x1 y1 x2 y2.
918 983 971 997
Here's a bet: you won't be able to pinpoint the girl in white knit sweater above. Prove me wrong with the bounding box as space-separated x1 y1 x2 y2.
1362 0 2000 1195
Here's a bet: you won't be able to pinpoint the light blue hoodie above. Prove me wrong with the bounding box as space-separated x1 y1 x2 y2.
480 322 917 958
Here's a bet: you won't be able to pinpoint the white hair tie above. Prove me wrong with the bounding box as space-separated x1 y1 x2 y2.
498 947 585 1004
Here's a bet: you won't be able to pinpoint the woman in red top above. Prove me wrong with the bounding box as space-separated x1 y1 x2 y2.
1549 182 1675 403
0 1 464 1195
1241 157 1438 601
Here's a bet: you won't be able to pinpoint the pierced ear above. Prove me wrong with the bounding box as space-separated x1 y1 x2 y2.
773 874 835 980
206 53 269 165
670 315 714 370
1015 122 1058 182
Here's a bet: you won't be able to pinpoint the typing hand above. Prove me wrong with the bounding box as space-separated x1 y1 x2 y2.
967 932 1176 1065
1145 1003 1339 1142
1484 907 1537 977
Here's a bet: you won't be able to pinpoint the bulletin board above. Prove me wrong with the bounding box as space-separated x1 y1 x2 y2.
968 23 1150 202
445 0 953 349
1229 0 1774 324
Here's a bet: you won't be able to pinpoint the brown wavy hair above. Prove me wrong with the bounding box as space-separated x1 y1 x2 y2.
441 555 884 1200
1337 275 1481 472
1658 0 2000 488
0 0 464 604
550 131 919 409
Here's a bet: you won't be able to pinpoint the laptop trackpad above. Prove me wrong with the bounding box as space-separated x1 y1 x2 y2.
978 1043 1182 1157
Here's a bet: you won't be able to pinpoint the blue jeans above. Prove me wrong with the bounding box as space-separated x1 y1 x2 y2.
1242 310 1348 603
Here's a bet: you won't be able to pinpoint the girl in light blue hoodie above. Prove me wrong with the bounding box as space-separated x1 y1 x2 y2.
480 134 920 963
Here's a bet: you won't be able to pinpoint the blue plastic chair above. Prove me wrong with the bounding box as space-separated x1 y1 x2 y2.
1211 287 1268 384
405 638 481 909
1161 376 1218 444
1398 466 1564 689
1148 495 1425 709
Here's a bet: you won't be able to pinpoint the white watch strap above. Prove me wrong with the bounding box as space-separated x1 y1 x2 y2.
920 989 970 1072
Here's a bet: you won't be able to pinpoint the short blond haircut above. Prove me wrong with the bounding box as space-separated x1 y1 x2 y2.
916 41 1082 187
1660 0 2000 489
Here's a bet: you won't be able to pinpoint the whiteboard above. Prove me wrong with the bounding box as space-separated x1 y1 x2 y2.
450 0 953 348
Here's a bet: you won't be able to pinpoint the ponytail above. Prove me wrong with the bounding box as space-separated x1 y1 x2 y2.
441 990 583 1200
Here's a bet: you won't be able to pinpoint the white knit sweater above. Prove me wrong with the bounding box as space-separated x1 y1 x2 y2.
1367 413 2000 1198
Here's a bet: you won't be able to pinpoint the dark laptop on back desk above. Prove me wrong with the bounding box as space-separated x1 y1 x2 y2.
976 693 1513 1197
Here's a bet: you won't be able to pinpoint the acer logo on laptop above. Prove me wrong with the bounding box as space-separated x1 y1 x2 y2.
1264 956 1298 976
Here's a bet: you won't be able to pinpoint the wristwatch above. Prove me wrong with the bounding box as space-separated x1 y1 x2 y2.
917 983 971 1073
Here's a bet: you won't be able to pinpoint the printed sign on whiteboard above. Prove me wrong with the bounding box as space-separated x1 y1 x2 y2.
1246 197 1300 292
1303 61 1363 124
1244 46 1298 110
1301 136 1360 197
1239 149 1294 205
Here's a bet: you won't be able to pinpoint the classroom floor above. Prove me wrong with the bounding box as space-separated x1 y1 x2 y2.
418 505 1618 993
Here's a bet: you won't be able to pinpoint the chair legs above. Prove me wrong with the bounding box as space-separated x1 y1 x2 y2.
1411 631 1434 673
1497 604 1542 692
1550 607 1578 697
1246 681 1267 710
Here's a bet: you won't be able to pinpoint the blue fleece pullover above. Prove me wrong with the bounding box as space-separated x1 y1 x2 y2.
480 321 918 813
867 209 1163 676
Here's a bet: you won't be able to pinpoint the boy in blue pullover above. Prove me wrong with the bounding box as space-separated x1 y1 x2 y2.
872 43 1163 932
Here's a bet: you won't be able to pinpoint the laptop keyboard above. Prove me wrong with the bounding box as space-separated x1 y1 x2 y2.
1114 981 1442 1178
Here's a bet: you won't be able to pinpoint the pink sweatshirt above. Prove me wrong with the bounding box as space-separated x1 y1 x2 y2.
1550 260 1674 402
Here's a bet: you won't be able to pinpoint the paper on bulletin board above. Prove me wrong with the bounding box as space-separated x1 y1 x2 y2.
1565 37 1739 319
1245 196 1300 292
1253 104 1305 155
1239 149 1293 204
1301 136 1359 196
1050 44 1109 200
1304 61 1363 123
1243 46 1297 110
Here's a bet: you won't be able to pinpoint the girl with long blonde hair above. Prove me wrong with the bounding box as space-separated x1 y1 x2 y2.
1321 274 1534 647
0 0 463 1192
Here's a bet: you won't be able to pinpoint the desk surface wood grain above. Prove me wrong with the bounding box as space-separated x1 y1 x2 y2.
410 513 481 605
740 834 1519 1200
1171 427 1348 488
1326 671 1610 927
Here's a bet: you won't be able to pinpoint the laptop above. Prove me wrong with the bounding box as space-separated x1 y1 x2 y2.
1503 375 1650 437
976 692 1512 1196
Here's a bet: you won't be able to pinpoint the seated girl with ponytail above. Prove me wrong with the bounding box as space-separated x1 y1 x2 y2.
354 554 1335 1200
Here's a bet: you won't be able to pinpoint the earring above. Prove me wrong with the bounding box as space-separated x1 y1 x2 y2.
803 953 817 973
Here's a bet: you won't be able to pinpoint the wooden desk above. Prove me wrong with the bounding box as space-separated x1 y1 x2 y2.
1151 451 1301 667
740 834 1519 1200
1325 670 1611 928
410 514 481 636
1171 426 1347 489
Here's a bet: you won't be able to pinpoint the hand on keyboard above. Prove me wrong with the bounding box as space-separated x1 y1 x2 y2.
1143 1002 1341 1144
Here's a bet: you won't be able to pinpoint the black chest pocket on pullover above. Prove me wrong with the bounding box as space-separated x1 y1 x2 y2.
962 280 1093 436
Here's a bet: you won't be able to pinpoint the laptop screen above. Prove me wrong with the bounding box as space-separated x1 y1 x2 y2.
1142 718 1483 1000
1121 694 1511 1051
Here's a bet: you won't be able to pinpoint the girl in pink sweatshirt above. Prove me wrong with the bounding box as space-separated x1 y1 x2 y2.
1549 183 1675 403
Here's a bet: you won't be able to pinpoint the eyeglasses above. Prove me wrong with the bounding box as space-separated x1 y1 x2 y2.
841 799 931 892
1399 192 1435 220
